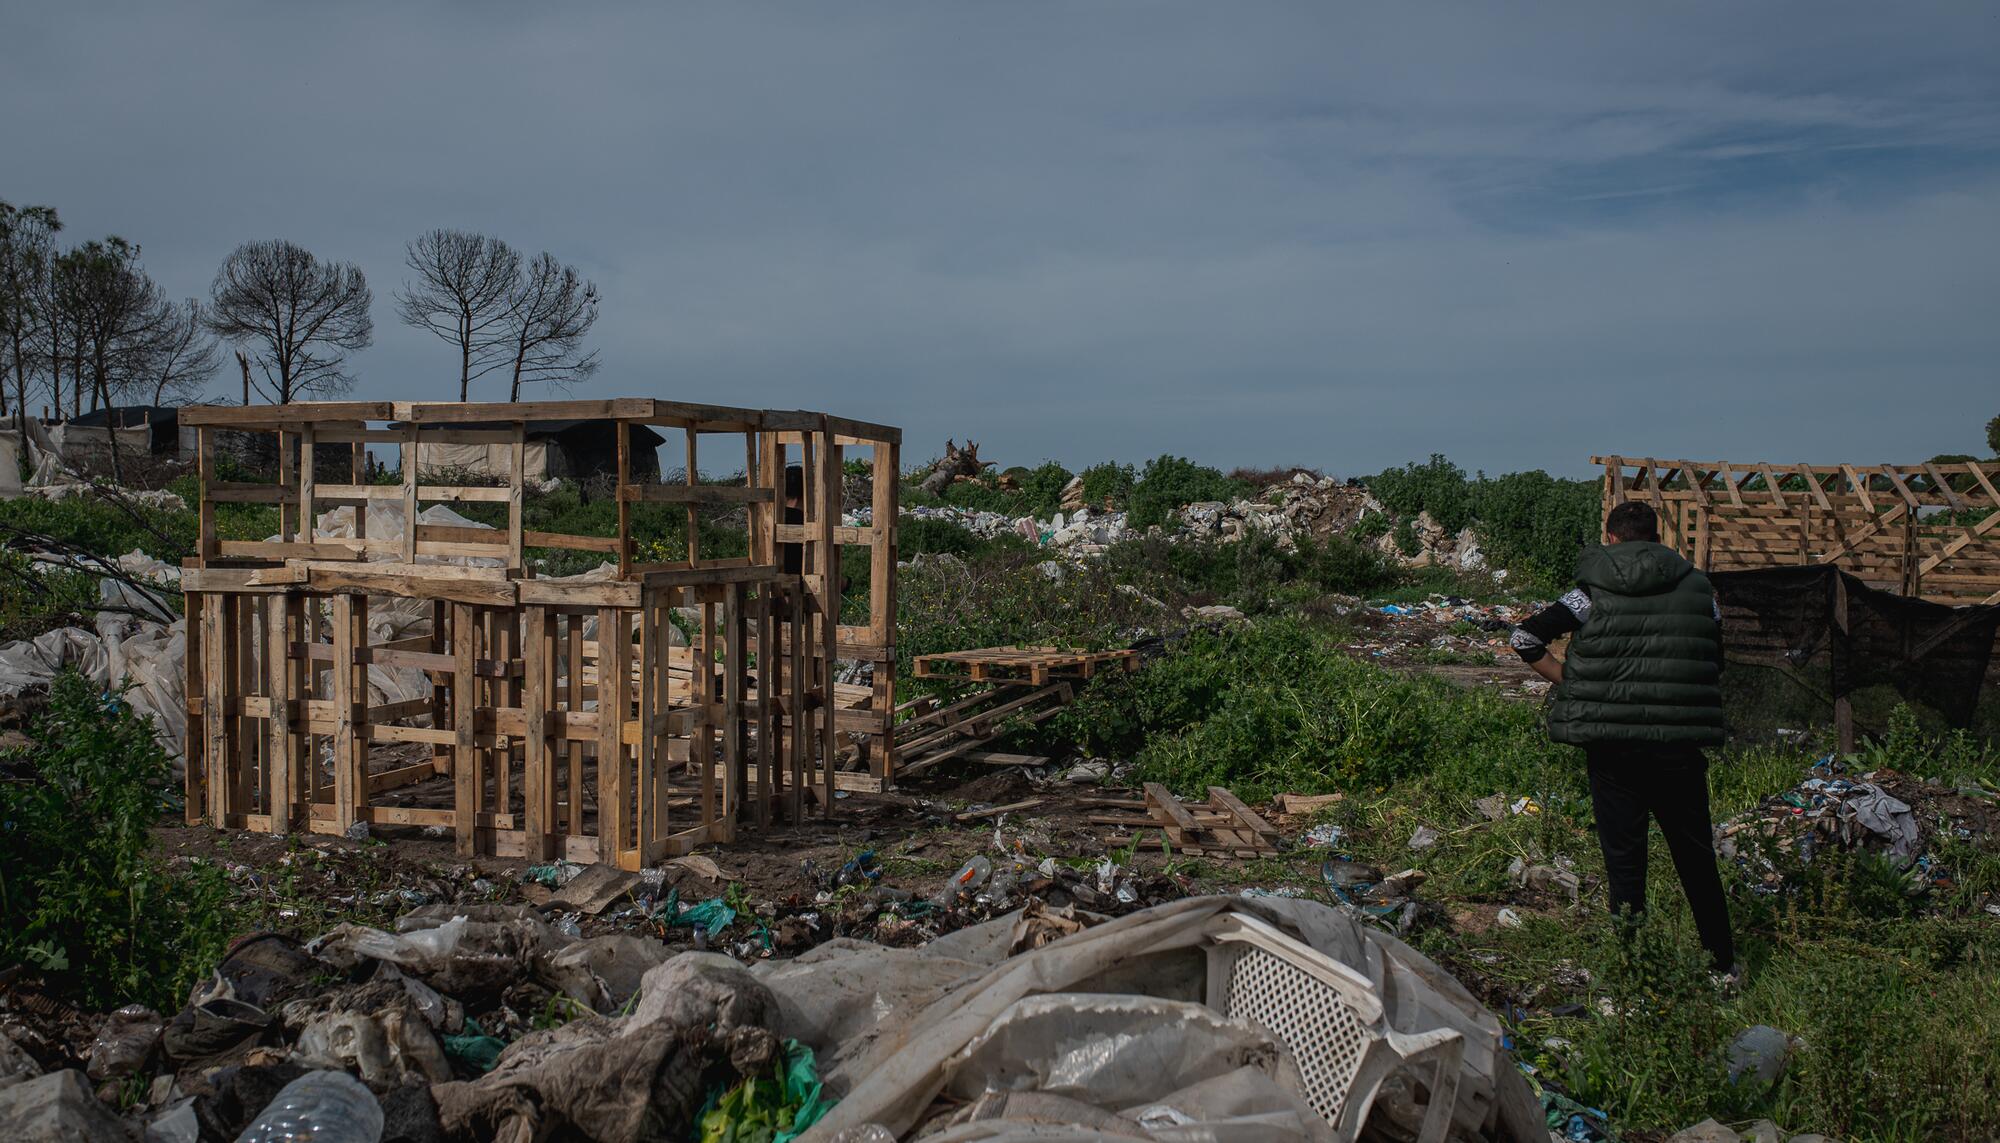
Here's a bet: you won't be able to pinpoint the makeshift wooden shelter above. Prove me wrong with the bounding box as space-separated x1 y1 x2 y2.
180 399 899 868
1595 456 2000 607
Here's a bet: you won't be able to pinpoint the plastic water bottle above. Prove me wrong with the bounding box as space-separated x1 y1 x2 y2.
234 1070 384 1143
930 855 992 907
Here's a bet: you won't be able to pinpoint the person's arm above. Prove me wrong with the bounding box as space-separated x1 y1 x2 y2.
1510 589 1588 684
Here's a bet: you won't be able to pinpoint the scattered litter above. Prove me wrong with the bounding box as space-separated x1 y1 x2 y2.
1726 1024 1799 1085
669 854 727 882
550 864 642 915
1408 825 1441 850
1496 907 1524 929
1302 824 1345 848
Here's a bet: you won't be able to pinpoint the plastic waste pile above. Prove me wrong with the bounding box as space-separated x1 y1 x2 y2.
1715 755 2000 912
0 894 1545 1141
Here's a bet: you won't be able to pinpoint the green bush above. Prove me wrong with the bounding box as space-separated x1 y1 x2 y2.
1299 535 1402 596
1392 517 1419 556
1127 455 1250 530
1078 462 1136 509
1465 469 1601 588
1018 461 1073 518
1368 454 1471 533
1060 617 1569 797
0 671 234 1010
900 516 983 557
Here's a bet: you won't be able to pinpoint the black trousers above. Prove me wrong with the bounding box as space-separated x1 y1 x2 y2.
1584 745 1735 970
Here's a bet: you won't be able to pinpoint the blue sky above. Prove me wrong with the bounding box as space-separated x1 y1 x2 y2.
2 2 1995 477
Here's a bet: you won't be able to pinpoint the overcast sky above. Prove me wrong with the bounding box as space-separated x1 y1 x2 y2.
4 2 1996 477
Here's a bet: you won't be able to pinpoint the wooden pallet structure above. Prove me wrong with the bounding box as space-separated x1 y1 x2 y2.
1595 455 2000 606
893 645 1140 775
180 398 899 869
1095 784 1282 858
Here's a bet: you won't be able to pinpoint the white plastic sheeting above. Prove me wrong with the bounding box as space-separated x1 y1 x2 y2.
415 439 550 482
0 504 507 774
782 896 1544 1142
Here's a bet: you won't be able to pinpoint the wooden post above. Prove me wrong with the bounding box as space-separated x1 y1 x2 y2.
453 603 479 856
401 426 419 563
200 593 231 828
522 604 555 860
685 426 700 564
565 613 585 835
329 593 366 834
508 424 526 571
596 605 628 866
266 592 298 835
818 428 841 814
723 582 746 840
637 595 660 858
183 590 206 824
616 426 631 579
197 429 216 562
298 423 316 543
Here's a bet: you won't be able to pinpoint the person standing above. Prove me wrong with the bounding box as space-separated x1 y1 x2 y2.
1510 500 1736 972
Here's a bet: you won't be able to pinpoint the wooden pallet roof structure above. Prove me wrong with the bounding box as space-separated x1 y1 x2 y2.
1595 455 2000 607
179 399 899 868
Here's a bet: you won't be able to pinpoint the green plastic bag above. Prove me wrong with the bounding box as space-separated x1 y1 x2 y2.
442 1017 505 1074
698 1039 833 1143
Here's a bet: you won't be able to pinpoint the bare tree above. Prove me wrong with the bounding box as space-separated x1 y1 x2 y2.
204 240 372 403
395 229 521 401
141 298 220 407
43 238 165 480
0 201 62 431
501 252 600 400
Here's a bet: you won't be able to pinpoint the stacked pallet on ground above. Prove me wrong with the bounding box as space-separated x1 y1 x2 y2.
1095 784 1283 858
893 645 1140 775
179 398 900 869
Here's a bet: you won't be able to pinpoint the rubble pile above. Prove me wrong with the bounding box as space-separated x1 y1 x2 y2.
894 471 1496 571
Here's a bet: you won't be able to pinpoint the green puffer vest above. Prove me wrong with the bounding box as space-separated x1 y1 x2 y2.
1547 540 1724 747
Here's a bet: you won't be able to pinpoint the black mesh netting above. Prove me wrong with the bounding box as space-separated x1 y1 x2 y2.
1711 566 2000 744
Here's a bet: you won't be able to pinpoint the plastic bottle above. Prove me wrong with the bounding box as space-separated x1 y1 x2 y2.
931 855 992 906
234 1070 384 1143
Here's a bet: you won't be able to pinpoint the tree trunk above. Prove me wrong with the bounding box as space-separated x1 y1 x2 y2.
238 350 252 405
919 439 991 498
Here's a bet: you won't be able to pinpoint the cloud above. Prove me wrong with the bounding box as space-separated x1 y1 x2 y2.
2 1 1995 475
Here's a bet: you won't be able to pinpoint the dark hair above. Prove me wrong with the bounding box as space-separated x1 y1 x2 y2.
784 464 804 501
1606 500 1660 543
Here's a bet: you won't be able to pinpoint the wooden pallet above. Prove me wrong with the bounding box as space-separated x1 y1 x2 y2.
913 645 1139 686
890 681 1077 775
1096 783 1282 858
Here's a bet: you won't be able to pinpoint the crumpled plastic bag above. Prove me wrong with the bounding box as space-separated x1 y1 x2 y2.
293 1006 451 1086
626 953 777 1035
1840 783 1922 858
434 1016 704 1143
941 994 1296 1109
86 1004 163 1080
545 934 673 1014
313 905 564 998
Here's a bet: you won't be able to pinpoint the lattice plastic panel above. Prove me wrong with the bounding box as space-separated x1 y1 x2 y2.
1224 945 1371 1124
